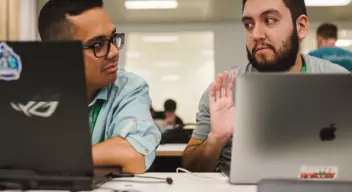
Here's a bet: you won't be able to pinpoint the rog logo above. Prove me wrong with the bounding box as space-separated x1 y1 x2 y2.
10 101 59 118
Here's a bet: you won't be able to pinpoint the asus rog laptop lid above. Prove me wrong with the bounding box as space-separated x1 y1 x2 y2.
0 41 94 183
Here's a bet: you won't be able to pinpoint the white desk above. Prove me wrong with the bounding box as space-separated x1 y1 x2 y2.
3 173 256 192
156 144 187 157
99 173 256 192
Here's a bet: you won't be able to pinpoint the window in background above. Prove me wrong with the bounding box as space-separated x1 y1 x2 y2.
124 32 214 124
302 28 352 54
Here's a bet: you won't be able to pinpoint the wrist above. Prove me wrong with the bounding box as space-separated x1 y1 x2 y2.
208 131 231 146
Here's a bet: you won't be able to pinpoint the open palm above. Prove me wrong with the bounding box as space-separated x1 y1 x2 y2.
209 72 236 140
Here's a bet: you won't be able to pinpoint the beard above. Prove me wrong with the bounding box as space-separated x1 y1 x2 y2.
246 26 300 72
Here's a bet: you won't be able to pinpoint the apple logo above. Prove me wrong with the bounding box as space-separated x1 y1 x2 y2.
320 124 337 141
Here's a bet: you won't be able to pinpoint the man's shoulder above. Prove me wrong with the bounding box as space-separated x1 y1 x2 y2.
108 68 149 100
308 49 322 57
304 54 349 73
310 47 352 59
230 64 251 75
115 68 148 89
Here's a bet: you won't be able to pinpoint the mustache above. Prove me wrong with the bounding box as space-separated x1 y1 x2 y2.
252 43 276 55
100 59 118 71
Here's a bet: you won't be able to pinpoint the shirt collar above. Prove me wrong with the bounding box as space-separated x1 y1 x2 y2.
88 86 109 107
88 67 125 107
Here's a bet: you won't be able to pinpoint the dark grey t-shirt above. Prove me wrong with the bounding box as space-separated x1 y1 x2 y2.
192 55 349 171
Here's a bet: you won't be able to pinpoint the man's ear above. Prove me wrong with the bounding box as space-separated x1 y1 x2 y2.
296 15 309 41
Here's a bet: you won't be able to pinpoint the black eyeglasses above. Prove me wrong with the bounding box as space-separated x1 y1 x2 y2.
83 33 125 58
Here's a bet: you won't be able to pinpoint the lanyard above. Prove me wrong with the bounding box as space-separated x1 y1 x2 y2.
90 100 103 132
301 56 307 73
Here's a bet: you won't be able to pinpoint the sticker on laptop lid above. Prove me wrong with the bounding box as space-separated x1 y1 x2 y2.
0 42 22 81
299 165 338 180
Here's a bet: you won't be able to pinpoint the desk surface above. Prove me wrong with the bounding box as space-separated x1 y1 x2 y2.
156 144 187 157
4 173 256 192
101 173 257 192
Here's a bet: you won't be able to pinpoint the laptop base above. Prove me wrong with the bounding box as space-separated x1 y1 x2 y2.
0 168 100 191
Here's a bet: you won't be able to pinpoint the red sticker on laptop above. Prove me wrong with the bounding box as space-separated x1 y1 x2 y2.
299 165 338 180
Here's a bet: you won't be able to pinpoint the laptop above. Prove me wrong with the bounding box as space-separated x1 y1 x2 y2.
228 73 352 184
0 41 119 190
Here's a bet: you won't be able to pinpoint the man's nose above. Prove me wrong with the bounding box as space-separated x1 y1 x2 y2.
251 24 266 41
106 42 119 60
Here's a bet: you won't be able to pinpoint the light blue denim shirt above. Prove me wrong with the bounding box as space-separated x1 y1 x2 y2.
88 68 161 170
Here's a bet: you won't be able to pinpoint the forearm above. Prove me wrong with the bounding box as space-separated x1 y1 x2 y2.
92 137 146 174
183 133 227 172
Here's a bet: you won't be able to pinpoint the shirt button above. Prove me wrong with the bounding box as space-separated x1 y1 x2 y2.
145 149 149 154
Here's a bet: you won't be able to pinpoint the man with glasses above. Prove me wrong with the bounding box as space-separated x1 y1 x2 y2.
38 0 161 174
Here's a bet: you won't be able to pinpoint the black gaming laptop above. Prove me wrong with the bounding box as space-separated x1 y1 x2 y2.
0 41 119 191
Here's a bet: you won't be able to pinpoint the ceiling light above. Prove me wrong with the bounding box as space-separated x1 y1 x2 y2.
336 39 352 47
305 0 351 6
154 61 179 67
142 36 179 43
161 75 180 81
125 0 178 10
126 67 153 77
126 51 141 59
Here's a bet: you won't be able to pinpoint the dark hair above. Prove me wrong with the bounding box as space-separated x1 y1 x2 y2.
38 0 103 41
242 0 307 22
164 99 177 112
316 23 338 39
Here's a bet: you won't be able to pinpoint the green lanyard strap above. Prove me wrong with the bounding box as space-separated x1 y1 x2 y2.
91 100 103 132
301 56 307 73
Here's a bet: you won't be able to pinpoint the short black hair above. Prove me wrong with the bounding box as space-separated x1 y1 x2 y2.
316 23 338 39
164 99 177 112
38 0 103 41
242 0 307 22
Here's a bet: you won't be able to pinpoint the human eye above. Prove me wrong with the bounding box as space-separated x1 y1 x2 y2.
244 22 254 30
264 17 278 26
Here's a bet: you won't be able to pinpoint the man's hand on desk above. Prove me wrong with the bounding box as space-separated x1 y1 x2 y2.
92 137 146 174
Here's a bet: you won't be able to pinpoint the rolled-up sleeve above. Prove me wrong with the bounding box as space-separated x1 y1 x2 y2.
109 78 161 170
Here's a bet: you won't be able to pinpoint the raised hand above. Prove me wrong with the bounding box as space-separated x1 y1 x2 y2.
208 71 236 143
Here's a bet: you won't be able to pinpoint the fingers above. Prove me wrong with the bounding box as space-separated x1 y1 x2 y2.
222 72 229 97
228 74 236 90
227 74 236 99
215 74 222 101
209 72 236 102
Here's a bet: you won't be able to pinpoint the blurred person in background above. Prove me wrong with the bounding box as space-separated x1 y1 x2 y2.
154 99 184 130
309 23 352 71
156 99 189 144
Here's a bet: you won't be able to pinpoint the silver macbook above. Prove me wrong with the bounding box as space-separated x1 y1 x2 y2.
229 73 352 184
